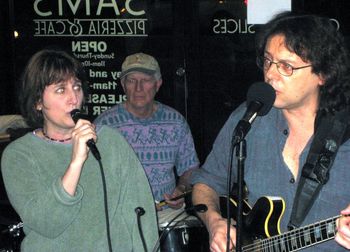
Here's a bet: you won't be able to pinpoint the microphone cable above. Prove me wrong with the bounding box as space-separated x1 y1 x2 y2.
97 158 113 252
135 207 147 252
70 109 111 251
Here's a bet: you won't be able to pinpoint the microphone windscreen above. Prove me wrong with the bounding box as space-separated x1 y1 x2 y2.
246 82 276 116
70 109 81 124
70 109 90 123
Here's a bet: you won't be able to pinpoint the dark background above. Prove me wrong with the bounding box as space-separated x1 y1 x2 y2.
1 0 350 160
1 0 350 249
1 0 350 161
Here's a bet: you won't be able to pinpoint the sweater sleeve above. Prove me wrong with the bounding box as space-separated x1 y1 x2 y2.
1 138 83 238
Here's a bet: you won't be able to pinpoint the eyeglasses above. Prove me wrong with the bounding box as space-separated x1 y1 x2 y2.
256 56 312 77
124 77 155 86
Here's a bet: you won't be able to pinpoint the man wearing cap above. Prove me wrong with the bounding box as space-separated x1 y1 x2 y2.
94 52 199 211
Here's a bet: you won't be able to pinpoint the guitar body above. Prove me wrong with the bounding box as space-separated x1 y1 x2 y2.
220 196 341 251
220 196 285 244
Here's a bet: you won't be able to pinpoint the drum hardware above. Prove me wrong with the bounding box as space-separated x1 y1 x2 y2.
0 133 11 143
154 204 209 252
0 222 23 252
5 222 23 238
154 214 192 252
180 227 189 245
158 216 209 252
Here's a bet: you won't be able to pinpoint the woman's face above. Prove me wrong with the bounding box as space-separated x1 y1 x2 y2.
37 76 84 134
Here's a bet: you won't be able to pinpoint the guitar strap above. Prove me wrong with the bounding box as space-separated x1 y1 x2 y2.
288 109 350 230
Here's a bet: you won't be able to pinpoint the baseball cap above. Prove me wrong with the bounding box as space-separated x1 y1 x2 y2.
120 53 161 79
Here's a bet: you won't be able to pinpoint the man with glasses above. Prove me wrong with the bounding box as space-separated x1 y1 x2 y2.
256 56 312 77
94 53 199 215
191 12 350 252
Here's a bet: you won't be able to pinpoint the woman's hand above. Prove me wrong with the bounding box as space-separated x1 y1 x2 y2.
70 119 97 164
62 119 97 196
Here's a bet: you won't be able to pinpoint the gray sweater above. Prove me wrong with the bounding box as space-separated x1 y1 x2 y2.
1 126 158 251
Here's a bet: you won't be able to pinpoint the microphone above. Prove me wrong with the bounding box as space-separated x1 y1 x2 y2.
233 82 275 144
135 207 147 252
151 204 208 252
70 109 101 160
135 207 146 216
187 203 208 213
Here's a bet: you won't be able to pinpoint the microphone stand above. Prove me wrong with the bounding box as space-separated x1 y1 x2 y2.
235 139 246 252
226 131 246 252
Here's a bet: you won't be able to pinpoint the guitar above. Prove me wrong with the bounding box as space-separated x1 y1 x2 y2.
220 195 343 251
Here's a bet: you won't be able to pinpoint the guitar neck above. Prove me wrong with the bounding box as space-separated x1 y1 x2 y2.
243 215 340 252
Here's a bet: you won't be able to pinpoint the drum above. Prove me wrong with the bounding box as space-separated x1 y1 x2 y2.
158 209 209 252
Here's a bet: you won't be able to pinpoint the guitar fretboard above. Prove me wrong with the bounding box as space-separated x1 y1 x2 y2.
242 215 340 252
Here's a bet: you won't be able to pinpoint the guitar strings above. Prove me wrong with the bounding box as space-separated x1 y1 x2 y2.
243 223 335 251
241 215 339 251
242 222 335 251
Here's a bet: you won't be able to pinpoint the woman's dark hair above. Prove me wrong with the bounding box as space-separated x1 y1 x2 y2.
19 49 88 128
256 12 350 115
